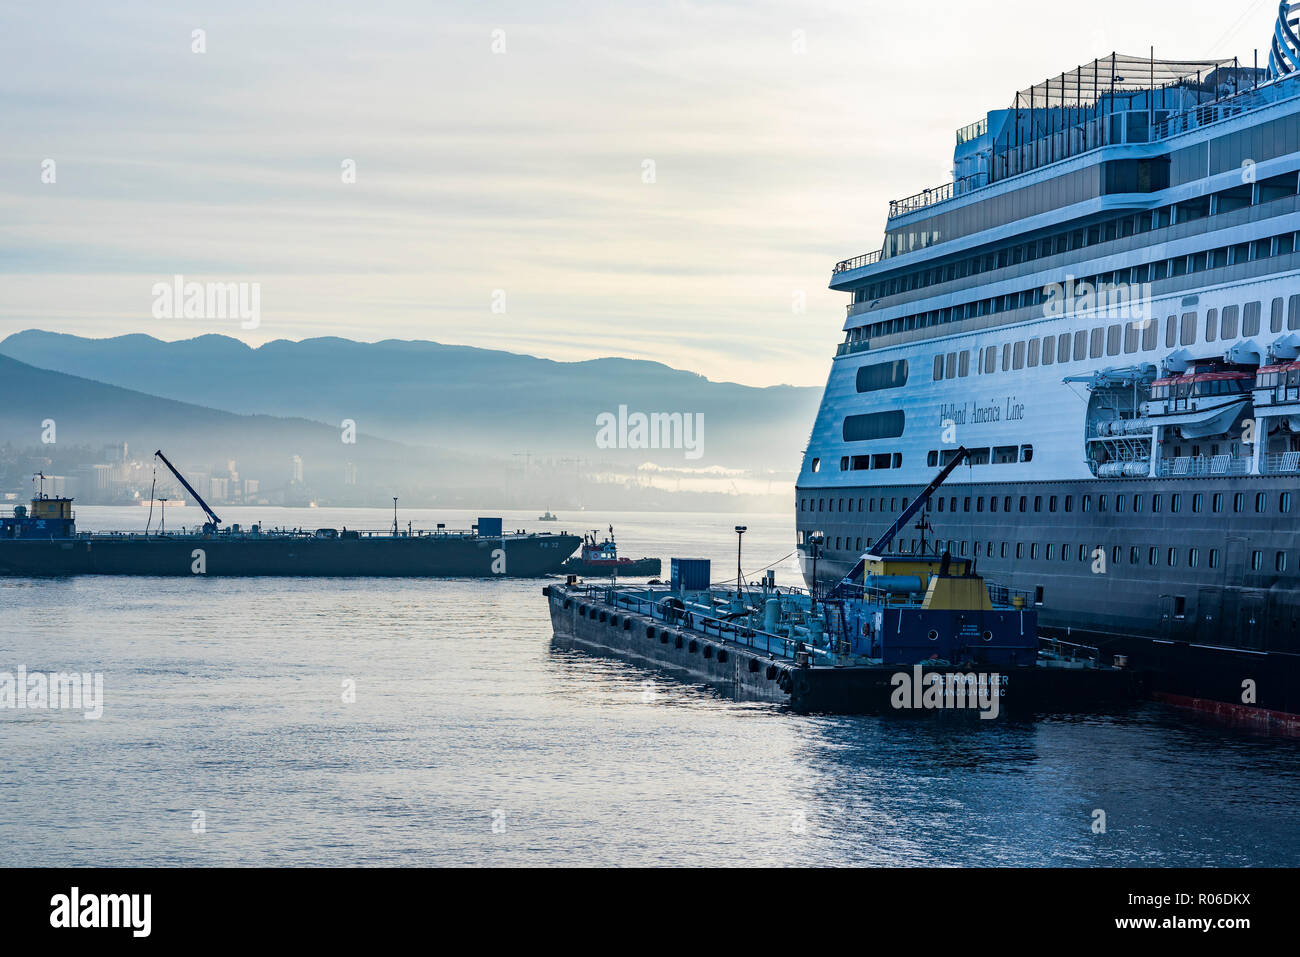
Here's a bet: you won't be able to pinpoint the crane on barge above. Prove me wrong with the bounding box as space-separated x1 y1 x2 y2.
827 446 973 601
154 449 223 533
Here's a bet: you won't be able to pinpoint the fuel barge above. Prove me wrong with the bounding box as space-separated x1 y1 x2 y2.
546 451 1141 715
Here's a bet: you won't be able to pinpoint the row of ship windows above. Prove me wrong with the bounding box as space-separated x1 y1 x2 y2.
799 489 1290 516
848 229 1300 344
851 172 1299 305
926 446 1033 467
930 294 1300 382
809 533 1286 576
825 445 1038 472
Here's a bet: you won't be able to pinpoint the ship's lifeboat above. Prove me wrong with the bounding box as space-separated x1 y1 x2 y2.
1143 367 1253 438
1254 361 1300 419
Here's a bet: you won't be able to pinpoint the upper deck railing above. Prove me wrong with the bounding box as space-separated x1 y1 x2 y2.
888 181 954 218
832 249 883 273
956 117 988 146
881 68 1300 224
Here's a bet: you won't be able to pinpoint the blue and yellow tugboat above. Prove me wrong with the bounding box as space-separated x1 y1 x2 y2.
546 449 1141 715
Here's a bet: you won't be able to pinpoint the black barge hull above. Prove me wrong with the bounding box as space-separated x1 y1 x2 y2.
0 533 580 578
546 586 1143 715
561 558 662 577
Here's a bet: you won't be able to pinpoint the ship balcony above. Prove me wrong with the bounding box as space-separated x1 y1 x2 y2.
1156 454 1251 477
1262 451 1300 474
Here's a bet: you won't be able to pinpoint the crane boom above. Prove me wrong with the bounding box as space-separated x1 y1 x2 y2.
824 447 972 600
154 450 222 530
868 446 971 558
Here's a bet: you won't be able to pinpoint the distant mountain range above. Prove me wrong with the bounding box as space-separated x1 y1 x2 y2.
0 331 821 472
0 353 472 497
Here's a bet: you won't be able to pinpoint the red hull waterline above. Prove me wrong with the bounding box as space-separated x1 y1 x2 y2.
1153 692 1300 737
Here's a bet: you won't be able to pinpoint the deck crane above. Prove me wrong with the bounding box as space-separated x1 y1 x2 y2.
154 449 223 533
827 447 973 599
867 446 971 559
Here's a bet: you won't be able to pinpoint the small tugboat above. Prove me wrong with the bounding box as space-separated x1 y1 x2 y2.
561 527 661 578
546 449 1141 715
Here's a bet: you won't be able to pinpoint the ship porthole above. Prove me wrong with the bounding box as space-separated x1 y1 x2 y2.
766 665 778 681
599 611 607 623
688 640 699 654
563 599 572 609
675 635 684 649
623 619 632 631
646 626 656 640
578 606 586 617
748 658 760 673
662 632 671 645
982 630 994 642
703 645 713 659
609 615 618 627
717 650 728 664
927 630 939 641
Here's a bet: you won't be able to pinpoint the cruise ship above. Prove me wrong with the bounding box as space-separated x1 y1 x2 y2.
796 6 1300 730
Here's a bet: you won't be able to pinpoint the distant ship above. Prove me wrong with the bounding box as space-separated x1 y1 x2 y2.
538 511 559 522
796 9 1300 731
562 527 661 577
0 452 579 578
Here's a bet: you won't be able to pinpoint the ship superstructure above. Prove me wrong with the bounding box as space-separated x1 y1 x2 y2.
795 6 1300 729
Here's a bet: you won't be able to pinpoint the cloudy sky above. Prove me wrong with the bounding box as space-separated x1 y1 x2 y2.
0 0 1282 386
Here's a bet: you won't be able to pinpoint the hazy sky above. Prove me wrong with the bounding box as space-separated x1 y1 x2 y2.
0 0 1283 386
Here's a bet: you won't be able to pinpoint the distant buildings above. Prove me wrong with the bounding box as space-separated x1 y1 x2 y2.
0 443 268 507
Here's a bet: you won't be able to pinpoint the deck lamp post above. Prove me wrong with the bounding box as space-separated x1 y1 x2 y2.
734 526 747 596
809 534 824 610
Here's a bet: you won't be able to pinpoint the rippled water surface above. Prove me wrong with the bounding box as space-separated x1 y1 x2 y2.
2 507 1297 866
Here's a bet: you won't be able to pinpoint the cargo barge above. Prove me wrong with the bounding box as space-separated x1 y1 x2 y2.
0 452 579 578
547 452 1142 715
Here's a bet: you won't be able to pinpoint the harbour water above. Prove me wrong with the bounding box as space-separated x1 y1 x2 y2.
1 507 1297 867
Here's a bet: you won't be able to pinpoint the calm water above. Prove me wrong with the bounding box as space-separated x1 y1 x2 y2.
1 507 1297 867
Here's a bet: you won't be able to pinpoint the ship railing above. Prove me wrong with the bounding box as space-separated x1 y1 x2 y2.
0 508 76 520
832 249 884 274
595 586 832 662
1155 455 1251 477
888 182 954 218
1037 635 1102 665
885 74 1300 222
985 581 1035 609
1262 451 1300 474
